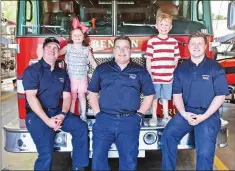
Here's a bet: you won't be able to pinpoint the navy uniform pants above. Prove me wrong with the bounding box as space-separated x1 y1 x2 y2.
25 108 89 170
161 107 221 170
92 112 141 171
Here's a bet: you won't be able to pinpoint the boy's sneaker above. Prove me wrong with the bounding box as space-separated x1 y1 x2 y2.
162 116 172 125
149 117 158 127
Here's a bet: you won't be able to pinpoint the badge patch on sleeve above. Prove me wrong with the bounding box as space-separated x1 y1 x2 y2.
202 75 210 80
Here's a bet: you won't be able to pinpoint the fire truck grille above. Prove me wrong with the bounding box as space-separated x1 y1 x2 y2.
88 57 146 74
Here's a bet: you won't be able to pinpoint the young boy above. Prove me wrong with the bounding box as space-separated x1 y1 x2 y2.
145 13 180 125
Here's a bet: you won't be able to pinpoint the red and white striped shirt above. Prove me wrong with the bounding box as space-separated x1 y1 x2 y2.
145 36 180 84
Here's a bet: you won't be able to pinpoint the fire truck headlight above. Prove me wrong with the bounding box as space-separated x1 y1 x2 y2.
143 132 158 145
54 133 66 146
17 139 23 147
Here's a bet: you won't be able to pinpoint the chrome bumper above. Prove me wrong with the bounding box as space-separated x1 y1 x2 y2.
4 118 228 155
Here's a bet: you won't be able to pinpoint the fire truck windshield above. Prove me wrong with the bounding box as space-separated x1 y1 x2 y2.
18 0 211 36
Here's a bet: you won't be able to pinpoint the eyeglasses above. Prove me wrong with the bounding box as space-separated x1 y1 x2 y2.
114 46 131 51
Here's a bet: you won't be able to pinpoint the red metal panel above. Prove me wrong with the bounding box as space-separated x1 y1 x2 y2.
16 35 214 119
18 96 26 120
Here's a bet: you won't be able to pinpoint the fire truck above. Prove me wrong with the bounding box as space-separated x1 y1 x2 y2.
215 33 235 104
4 0 235 158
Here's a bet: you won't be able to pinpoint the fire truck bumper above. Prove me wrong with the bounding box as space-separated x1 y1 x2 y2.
4 118 228 157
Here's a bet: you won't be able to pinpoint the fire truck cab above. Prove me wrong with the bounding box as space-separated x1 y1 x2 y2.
4 0 235 158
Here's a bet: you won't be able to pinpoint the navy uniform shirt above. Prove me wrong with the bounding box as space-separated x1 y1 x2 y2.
88 61 155 115
173 57 229 109
23 59 70 109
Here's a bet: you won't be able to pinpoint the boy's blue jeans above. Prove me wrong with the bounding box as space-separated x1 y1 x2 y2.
153 83 172 100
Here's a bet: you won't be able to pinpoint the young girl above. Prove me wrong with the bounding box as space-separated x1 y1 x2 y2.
59 18 97 121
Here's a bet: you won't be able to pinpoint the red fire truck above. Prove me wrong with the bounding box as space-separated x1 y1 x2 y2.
4 0 235 157
215 33 235 103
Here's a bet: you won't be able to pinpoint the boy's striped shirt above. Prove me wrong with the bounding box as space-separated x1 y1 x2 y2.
145 36 180 84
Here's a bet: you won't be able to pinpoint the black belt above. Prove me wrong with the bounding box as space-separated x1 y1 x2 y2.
26 107 58 114
113 111 137 118
186 106 207 110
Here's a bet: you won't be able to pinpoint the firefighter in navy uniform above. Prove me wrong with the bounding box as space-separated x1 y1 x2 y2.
88 35 155 171
161 32 229 170
23 37 89 171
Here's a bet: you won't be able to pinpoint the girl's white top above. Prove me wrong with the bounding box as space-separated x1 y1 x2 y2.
65 44 89 80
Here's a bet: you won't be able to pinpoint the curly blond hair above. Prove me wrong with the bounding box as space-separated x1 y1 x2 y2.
156 12 173 24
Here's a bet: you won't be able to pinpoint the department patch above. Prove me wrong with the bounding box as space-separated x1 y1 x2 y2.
129 74 137 79
202 75 210 80
59 78 64 83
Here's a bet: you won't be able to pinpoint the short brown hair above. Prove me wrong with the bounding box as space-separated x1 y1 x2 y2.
156 13 173 24
114 35 131 48
68 28 89 46
188 32 207 45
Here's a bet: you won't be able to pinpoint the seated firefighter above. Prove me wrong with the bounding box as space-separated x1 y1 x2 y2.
23 37 89 170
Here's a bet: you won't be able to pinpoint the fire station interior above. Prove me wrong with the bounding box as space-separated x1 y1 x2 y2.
40 0 206 35
2 0 235 170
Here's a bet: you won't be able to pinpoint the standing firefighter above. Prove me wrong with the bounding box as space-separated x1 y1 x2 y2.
23 37 89 170
161 32 229 170
88 35 155 170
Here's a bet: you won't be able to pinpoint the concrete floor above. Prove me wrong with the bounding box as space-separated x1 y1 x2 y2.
215 103 235 169
1 88 235 170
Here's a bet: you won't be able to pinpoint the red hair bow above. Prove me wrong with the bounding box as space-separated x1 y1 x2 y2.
72 17 90 34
